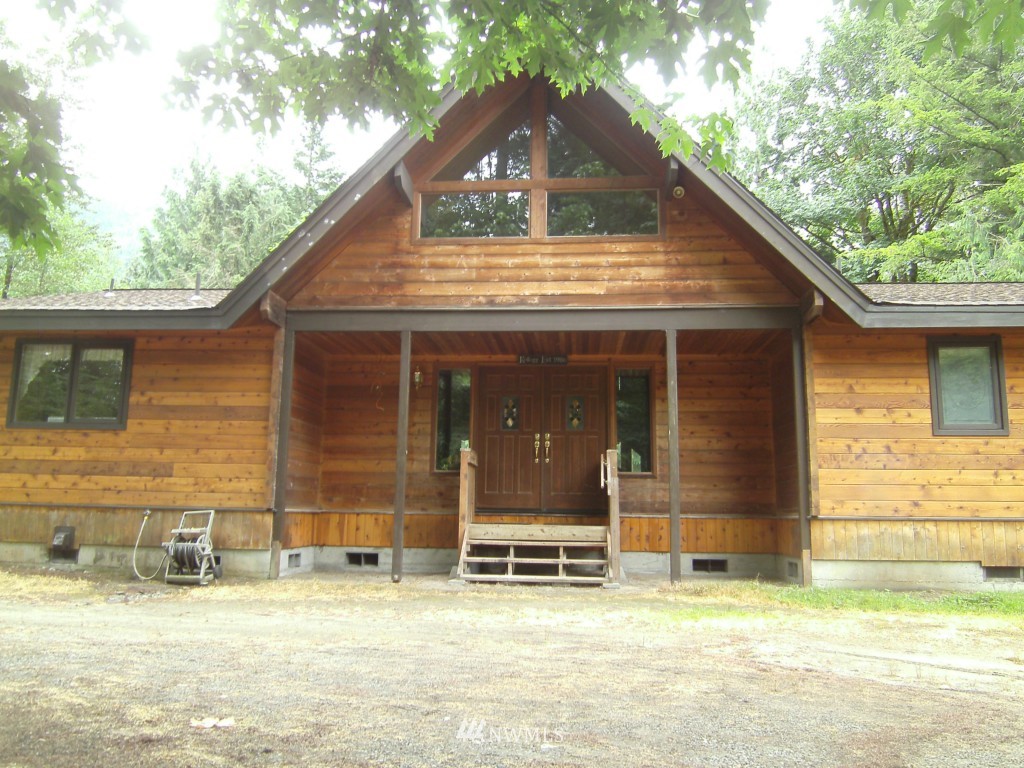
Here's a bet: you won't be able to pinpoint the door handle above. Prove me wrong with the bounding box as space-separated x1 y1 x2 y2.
544 433 551 464
534 434 541 464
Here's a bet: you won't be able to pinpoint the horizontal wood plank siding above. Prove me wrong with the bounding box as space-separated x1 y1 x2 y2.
286 336 327 509
289 197 796 309
0 506 271 550
810 324 1024 566
0 330 274 512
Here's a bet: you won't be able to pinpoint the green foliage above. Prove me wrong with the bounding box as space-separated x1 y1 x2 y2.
0 4 143 256
0 205 117 298
127 140 341 288
175 0 771 172
736 4 1024 282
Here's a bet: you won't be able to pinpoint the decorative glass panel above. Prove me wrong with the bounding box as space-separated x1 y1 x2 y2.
501 397 520 430
567 397 584 431
421 192 528 238
435 369 472 471
72 348 127 420
547 190 659 237
616 370 652 472
546 115 622 178
928 337 1007 435
13 343 72 423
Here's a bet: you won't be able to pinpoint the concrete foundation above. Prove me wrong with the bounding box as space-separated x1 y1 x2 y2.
812 559 1024 591
278 546 459 576
622 552 801 583
0 542 272 579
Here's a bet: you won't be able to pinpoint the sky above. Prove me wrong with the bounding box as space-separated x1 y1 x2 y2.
1 1 830 262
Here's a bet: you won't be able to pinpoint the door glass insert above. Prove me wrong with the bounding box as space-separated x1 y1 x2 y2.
501 396 520 430
566 397 584 430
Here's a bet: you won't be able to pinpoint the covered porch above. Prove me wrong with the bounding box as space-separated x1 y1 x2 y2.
269 307 811 584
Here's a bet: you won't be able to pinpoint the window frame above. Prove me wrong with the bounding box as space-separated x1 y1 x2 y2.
7 339 133 430
614 366 655 476
413 85 664 243
926 335 1008 437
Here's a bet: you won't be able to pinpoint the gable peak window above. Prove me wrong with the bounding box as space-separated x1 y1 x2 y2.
417 84 661 240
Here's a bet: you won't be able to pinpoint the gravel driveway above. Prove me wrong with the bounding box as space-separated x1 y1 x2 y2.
1 569 1022 767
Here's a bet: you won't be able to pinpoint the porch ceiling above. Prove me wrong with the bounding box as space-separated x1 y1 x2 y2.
300 328 787 359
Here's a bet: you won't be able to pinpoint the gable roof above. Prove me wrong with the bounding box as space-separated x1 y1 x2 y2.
1 78 1022 331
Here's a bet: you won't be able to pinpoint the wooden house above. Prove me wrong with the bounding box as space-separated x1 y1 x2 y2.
1 76 1022 588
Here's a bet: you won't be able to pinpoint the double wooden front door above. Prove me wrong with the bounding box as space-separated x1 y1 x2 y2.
476 366 607 513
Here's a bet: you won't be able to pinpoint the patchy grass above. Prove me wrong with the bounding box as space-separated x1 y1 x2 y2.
0 567 101 602
660 579 1024 620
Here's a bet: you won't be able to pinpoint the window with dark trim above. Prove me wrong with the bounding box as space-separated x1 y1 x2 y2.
927 336 1008 436
435 369 472 471
615 368 653 473
8 340 132 429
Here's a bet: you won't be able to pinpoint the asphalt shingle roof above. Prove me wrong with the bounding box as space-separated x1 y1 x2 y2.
0 289 231 312
857 283 1024 306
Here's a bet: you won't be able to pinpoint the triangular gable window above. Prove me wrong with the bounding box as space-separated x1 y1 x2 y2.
435 119 531 182
546 115 621 178
417 83 661 240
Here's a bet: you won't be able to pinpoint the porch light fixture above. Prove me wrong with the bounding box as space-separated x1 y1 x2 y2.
413 365 423 390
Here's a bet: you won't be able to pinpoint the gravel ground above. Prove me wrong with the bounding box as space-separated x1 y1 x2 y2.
1 568 1022 767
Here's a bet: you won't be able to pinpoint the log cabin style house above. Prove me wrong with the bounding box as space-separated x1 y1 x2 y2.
1 76 1023 589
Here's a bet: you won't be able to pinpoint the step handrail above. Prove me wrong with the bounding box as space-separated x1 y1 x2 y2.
603 449 621 582
458 448 479 551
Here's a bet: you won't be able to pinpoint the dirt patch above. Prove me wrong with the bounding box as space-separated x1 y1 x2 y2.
1 568 1022 767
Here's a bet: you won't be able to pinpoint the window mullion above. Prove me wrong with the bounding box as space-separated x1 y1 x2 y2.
65 343 83 424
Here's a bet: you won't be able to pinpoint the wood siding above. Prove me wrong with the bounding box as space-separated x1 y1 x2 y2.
0 330 274 510
0 506 271 550
288 195 796 310
809 324 1024 567
286 336 327 509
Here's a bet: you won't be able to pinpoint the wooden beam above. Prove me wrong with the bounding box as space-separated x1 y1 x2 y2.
801 290 824 325
259 291 287 328
666 329 681 583
270 327 296 579
391 330 413 583
393 161 414 207
664 156 680 199
288 307 802 334
791 327 813 586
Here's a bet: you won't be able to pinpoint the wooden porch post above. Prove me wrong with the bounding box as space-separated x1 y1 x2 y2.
270 325 296 579
391 330 413 583
791 326 813 586
665 329 682 583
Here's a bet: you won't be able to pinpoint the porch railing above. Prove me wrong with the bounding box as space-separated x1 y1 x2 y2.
601 448 621 582
458 448 478 550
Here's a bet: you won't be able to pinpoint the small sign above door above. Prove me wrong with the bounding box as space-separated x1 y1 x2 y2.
517 355 568 365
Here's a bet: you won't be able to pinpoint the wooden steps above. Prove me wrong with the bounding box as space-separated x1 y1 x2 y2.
457 522 615 585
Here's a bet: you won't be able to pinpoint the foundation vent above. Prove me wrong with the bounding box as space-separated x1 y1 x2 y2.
287 553 301 569
692 558 727 573
346 552 380 567
983 566 1023 581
